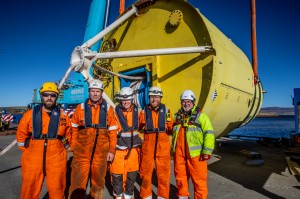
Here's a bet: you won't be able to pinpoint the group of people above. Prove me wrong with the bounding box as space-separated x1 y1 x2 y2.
16 80 215 199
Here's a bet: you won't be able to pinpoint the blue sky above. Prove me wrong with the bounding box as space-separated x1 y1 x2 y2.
0 0 299 108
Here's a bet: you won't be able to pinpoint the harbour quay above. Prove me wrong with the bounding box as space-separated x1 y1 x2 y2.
0 133 299 198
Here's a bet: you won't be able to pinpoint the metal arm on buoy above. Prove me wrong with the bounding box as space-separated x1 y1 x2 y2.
58 6 139 90
58 3 215 106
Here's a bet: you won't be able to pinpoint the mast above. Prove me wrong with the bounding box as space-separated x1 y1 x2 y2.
119 0 125 14
251 0 259 84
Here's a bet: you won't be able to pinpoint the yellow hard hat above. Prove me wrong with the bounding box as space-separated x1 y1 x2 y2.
39 82 59 94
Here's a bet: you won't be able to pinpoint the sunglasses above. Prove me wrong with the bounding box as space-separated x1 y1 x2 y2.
42 93 57 98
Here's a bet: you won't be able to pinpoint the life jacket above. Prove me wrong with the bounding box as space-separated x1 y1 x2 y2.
175 106 201 128
172 106 215 158
144 104 167 133
115 104 141 150
32 104 60 139
84 99 107 129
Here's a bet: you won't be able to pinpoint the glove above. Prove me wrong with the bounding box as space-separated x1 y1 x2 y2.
200 154 211 161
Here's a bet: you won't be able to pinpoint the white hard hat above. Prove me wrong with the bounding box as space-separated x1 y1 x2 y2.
88 79 104 90
181 90 196 102
119 87 134 100
148 86 163 97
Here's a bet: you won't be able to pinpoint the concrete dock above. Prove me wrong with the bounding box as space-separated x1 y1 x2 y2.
0 131 299 199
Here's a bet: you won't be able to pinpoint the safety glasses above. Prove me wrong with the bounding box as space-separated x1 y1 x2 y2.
41 93 57 98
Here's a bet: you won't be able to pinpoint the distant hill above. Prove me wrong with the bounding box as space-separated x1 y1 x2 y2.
0 106 28 114
257 107 294 117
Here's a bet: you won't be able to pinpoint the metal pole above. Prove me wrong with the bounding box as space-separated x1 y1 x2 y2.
104 0 111 28
82 6 138 48
251 0 258 83
85 46 212 59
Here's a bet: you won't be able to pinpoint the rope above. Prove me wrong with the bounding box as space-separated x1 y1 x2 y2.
130 81 143 109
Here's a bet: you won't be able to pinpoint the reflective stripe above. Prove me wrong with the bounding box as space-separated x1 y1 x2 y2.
187 127 202 132
189 145 202 151
204 147 214 153
17 142 24 147
117 145 128 150
144 196 152 199
108 125 117 130
119 131 139 137
117 144 140 150
204 130 214 134
158 197 166 199
71 123 79 127
178 196 189 199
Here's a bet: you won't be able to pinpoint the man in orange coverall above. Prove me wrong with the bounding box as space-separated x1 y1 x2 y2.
110 87 142 199
139 86 174 199
172 90 215 199
16 82 71 199
68 79 118 199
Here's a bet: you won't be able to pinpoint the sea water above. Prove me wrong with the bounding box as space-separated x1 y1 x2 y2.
229 116 296 139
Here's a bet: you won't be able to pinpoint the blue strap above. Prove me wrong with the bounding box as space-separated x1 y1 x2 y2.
32 105 60 139
145 104 166 133
115 104 138 132
84 99 107 129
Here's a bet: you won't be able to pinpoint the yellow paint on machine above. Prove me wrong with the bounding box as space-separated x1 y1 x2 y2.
97 0 264 138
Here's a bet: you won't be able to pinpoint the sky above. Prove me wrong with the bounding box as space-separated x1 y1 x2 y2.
0 0 299 108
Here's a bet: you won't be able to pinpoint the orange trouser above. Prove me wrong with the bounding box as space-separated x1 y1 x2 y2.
20 139 67 199
110 148 139 196
174 153 208 199
140 134 171 199
69 131 109 199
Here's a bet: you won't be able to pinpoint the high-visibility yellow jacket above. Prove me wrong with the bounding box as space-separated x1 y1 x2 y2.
172 106 215 158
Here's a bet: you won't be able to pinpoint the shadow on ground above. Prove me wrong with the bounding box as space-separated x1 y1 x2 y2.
209 140 289 199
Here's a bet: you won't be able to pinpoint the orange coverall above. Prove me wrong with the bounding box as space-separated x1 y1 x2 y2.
68 99 118 199
139 104 174 199
174 127 208 199
16 107 71 199
110 105 142 199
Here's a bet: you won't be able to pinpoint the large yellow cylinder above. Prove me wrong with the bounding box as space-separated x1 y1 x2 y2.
99 0 263 137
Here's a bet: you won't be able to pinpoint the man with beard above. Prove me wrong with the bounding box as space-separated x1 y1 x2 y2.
172 90 215 199
16 82 72 199
139 86 174 199
68 79 118 199
110 87 142 199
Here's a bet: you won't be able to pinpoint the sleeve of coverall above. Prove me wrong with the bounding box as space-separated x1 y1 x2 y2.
16 110 31 151
70 105 82 150
199 113 215 155
63 112 72 144
137 109 144 139
166 110 174 135
138 110 146 130
107 106 118 154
